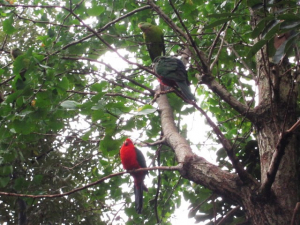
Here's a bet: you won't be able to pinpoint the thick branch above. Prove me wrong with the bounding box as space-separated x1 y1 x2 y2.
156 93 242 202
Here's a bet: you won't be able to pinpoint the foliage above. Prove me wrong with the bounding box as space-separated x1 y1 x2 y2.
0 0 299 224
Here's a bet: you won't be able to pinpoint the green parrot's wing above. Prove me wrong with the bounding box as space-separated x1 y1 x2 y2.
154 57 195 101
154 57 186 82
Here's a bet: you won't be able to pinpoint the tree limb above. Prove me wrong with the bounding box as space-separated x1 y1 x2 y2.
156 93 245 202
0 166 181 199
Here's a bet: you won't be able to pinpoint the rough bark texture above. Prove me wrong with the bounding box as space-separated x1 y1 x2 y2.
253 51 299 223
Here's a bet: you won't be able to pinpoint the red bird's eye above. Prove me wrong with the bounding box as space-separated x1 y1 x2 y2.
124 138 132 146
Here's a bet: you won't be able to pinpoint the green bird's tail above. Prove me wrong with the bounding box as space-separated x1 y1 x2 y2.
176 81 195 101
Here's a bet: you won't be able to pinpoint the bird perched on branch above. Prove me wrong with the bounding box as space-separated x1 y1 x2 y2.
153 56 195 101
138 22 165 62
120 138 148 214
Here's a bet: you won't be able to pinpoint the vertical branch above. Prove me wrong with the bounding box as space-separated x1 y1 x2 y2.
154 144 162 223
210 22 230 71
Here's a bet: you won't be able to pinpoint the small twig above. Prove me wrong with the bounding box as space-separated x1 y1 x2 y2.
61 56 155 95
190 100 254 183
207 0 242 63
0 165 182 199
54 0 85 43
0 76 15 86
141 137 166 147
60 154 95 170
224 40 256 81
291 202 300 225
287 120 300 133
154 143 163 223
0 34 8 50
217 205 240 225
188 194 213 217
105 93 147 104
31 148 54 164
210 22 230 71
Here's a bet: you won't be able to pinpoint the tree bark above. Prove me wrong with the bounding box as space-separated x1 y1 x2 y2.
157 88 299 224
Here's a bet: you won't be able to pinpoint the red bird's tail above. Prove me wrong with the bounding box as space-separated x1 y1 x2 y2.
134 181 148 214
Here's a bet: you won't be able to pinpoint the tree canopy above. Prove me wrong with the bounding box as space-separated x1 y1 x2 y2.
0 0 300 224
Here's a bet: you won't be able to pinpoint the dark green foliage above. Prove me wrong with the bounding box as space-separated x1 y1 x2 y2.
0 0 299 224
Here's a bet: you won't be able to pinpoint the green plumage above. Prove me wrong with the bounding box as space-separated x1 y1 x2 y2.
153 56 195 101
138 22 165 62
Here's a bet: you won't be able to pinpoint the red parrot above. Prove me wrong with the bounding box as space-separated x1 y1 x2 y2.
120 138 148 214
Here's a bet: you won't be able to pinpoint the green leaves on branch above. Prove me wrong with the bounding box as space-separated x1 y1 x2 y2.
247 11 300 63
3 15 16 34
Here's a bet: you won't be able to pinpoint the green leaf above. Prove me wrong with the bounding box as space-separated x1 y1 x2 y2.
0 177 10 188
100 136 119 157
251 16 273 39
136 105 157 115
246 39 268 59
57 77 69 93
90 82 107 93
204 17 238 29
280 20 300 30
61 100 81 109
3 16 16 34
262 20 280 40
0 68 4 76
2 165 13 176
87 5 105 16
33 175 43 185
12 120 34 135
14 177 28 191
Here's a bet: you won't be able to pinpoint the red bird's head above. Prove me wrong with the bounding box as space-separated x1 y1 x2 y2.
123 138 133 147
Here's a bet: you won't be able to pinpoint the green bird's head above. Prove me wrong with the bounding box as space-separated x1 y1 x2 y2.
138 22 155 33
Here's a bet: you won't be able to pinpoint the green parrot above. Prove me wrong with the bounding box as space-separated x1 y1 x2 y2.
138 22 165 62
153 56 195 101
10 48 27 81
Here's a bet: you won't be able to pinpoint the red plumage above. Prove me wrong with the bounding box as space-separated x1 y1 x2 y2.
120 138 148 214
